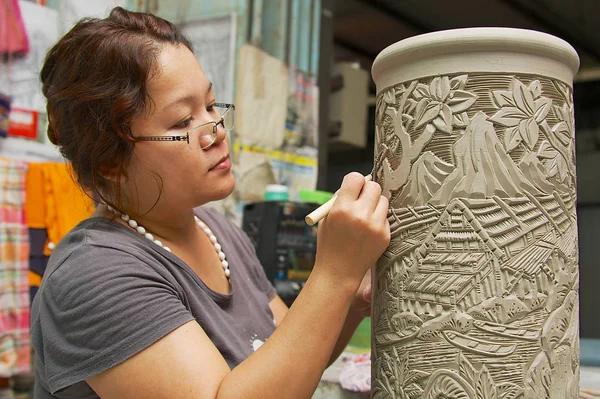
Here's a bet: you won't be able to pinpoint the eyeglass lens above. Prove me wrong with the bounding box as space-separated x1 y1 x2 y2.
191 106 235 149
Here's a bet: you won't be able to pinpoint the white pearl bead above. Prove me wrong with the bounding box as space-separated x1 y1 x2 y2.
109 209 230 279
107 205 114 211
48 241 55 250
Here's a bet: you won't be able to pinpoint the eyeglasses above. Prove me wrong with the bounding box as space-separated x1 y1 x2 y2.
135 103 235 149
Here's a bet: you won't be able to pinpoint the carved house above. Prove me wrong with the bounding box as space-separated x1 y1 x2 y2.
395 193 576 316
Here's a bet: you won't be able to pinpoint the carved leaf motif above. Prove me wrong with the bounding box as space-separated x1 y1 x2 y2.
457 353 477 383
492 90 515 108
512 78 535 114
552 121 572 146
415 100 442 129
405 384 424 399
504 126 522 152
447 90 477 113
475 365 497 399
529 80 542 98
453 112 470 128
450 74 468 90
383 89 396 105
533 98 551 123
405 370 429 386
413 83 430 100
432 104 453 134
404 98 418 116
489 107 527 127
538 141 569 182
497 382 524 399
537 140 557 159
430 77 451 101
519 118 539 150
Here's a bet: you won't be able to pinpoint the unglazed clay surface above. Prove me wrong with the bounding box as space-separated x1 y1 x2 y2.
372 73 579 399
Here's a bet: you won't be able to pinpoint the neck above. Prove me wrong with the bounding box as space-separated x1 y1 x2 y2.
96 204 200 245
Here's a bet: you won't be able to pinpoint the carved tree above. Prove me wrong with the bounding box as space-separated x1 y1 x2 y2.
378 76 476 199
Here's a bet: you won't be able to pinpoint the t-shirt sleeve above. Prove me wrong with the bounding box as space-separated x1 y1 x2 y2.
34 245 194 394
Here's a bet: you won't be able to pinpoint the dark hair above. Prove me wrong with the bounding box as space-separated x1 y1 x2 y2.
40 7 192 210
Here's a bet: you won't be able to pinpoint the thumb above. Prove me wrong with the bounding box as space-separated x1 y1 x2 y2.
362 283 372 303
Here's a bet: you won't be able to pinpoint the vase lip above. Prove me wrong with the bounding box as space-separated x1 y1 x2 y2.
372 27 580 84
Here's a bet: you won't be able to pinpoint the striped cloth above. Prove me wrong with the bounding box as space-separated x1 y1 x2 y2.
0 156 30 377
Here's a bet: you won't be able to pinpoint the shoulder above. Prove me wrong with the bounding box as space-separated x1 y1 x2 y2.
42 217 176 300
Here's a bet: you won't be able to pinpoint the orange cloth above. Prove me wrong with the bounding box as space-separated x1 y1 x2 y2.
25 163 45 228
24 163 94 255
28 270 41 287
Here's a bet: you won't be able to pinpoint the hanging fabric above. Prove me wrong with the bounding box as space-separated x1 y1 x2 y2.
0 0 29 55
25 162 94 256
0 156 30 377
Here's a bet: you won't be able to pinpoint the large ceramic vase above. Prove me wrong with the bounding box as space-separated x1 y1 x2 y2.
371 28 580 399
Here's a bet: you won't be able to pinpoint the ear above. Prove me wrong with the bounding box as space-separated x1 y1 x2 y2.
97 165 128 184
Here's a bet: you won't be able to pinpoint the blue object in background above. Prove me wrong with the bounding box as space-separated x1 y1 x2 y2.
581 338 600 366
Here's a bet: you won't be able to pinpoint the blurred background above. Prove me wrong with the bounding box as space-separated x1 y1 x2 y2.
1 0 600 397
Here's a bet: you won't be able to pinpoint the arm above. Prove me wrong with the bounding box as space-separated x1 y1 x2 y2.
88 269 357 399
87 173 390 399
269 269 373 367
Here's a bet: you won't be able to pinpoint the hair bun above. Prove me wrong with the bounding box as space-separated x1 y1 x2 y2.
47 124 60 145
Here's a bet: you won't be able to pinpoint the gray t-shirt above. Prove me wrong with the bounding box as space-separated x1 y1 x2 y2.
30 207 277 399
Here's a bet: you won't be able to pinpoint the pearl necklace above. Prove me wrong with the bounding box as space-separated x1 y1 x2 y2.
107 206 230 279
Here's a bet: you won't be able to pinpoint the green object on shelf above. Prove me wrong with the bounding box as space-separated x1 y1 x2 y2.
347 318 371 352
264 184 289 201
298 189 334 205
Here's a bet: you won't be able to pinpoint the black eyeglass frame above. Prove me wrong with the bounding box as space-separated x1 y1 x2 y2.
134 103 235 149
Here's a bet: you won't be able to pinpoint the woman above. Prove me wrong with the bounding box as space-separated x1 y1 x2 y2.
31 7 390 399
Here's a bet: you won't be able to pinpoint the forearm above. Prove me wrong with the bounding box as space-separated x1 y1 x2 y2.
328 311 365 366
216 268 358 399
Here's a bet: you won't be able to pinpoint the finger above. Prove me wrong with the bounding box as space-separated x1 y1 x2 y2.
357 181 382 213
362 283 372 303
336 172 366 203
373 194 389 223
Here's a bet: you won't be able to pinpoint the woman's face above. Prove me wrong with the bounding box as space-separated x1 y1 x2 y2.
123 43 235 215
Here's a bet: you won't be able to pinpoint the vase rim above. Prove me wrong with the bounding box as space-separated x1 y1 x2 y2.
372 27 580 84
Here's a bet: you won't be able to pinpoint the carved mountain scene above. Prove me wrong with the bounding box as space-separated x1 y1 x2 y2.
519 152 559 193
429 112 543 205
396 151 454 206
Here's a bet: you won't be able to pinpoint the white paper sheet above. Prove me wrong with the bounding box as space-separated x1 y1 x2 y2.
0 1 58 113
59 0 127 34
235 44 288 148
179 14 237 105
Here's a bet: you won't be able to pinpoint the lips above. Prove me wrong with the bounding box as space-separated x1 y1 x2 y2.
210 153 231 171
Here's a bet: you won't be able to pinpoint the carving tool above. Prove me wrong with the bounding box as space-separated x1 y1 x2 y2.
305 173 373 226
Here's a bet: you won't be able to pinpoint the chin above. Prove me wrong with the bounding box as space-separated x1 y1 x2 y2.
204 171 236 203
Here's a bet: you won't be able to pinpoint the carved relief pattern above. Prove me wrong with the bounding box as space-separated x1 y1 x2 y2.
372 73 579 399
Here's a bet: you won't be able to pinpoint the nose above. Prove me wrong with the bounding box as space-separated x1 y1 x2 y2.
212 120 227 146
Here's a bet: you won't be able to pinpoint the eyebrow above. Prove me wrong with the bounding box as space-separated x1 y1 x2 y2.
162 82 214 111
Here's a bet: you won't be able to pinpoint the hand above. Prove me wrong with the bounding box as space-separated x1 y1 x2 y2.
314 172 390 288
349 268 373 319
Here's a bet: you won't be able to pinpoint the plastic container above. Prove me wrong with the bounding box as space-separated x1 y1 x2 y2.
264 184 289 201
